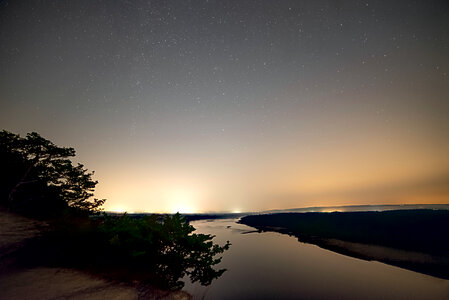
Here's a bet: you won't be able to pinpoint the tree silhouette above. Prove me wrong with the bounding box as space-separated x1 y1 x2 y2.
0 130 105 215
0 130 230 289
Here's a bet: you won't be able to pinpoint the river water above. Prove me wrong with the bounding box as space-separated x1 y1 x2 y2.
182 218 449 300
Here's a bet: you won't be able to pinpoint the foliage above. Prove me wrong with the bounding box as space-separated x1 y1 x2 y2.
0 130 105 217
1 130 230 289
99 213 230 289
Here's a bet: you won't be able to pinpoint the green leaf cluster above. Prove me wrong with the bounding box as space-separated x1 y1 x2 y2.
99 213 230 289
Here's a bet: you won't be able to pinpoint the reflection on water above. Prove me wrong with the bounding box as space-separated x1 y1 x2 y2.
183 219 449 300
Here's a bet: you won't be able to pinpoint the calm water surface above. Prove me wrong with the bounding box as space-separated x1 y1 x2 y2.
182 218 449 300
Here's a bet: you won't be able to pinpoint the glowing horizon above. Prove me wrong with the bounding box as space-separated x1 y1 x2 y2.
1 1 448 213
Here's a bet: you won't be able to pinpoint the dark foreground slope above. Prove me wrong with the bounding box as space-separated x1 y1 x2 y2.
0 208 139 299
0 208 193 299
240 210 449 279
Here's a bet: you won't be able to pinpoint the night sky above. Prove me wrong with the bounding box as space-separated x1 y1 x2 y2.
1 1 448 213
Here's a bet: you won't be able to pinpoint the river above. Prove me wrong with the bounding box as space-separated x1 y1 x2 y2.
182 218 449 300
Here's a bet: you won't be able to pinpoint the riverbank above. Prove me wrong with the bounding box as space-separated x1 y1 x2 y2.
239 209 449 279
0 208 191 300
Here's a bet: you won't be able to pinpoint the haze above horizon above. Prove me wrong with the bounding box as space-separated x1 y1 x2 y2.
1 1 448 213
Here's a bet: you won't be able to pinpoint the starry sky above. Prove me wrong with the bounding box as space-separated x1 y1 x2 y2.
1 0 448 213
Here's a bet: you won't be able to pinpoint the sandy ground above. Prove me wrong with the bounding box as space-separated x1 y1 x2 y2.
324 238 448 264
0 267 138 300
0 208 47 262
0 208 190 300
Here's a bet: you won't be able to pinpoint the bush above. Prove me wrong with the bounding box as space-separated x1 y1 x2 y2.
99 213 230 289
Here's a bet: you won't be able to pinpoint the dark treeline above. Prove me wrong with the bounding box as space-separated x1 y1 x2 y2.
240 210 449 255
106 212 248 222
183 213 249 222
240 210 449 279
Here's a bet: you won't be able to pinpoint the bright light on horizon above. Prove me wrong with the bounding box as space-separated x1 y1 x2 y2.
2 1 449 214
168 188 198 214
108 206 128 213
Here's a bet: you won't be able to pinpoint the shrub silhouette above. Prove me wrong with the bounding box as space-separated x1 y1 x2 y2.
99 213 230 289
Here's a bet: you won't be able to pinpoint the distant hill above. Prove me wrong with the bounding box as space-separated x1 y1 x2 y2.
264 204 449 213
